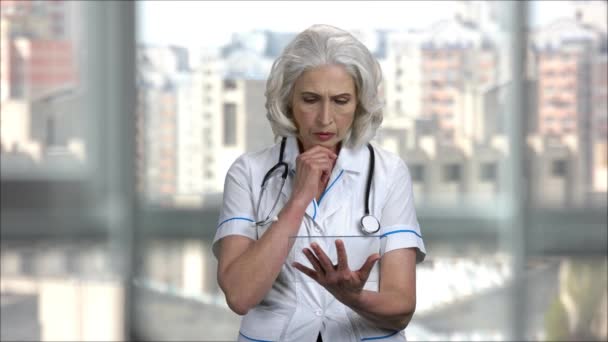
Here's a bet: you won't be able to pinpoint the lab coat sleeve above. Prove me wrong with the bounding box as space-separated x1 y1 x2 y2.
212 155 257 259
379 159 426 263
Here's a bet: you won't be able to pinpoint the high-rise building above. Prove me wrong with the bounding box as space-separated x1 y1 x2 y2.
0 0 77 100
137 46 180 205
572 0 608 34
532 14 605 136
244 79 274 152
8 38 76 99
1 17 10 102
591 52 607 193
384 15 498 149
0 0 81 168
176 67 202 206
137 45 276 205
531 12 607 200
189 52 224 196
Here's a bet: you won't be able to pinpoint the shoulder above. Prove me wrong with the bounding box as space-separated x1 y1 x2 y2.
227 141 282 178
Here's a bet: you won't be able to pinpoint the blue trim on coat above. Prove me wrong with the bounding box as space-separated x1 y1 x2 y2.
239 331 274 342
380 229 422 239
318 169 344 204
361 330 400 341
217 217 255 229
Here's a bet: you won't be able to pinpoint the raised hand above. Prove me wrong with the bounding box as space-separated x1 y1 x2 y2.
289 145 337 207
292 239 380 305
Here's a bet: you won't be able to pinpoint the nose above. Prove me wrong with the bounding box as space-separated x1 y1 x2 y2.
316 100 333 126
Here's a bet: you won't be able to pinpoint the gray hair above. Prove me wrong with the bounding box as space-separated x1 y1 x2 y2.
265 24 384 148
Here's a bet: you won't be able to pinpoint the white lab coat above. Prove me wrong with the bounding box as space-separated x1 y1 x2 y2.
213 136 426 342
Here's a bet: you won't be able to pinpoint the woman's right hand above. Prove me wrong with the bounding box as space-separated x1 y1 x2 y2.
289 145 337 208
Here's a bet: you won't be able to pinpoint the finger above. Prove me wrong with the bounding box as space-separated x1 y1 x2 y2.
313 160 334 174
310 243 334 272
357 253 381 281
303 145 338 159
335 239 349 272
302 248 324 274
320 171 330 184
292 262 319 282
298 158 333 174
300 155 333 167
296 155 328 168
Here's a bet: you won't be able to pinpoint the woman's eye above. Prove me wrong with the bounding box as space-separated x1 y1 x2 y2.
303 97 317 103
335 98 350 105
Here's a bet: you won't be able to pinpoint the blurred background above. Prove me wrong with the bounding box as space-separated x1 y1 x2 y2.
0 0 606 341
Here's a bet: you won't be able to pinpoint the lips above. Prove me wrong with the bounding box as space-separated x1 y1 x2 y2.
315 132 335 141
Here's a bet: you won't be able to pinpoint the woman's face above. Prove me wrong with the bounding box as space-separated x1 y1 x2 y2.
290 64 357 153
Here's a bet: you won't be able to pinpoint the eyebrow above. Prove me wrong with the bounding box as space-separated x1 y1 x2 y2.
299 91 352 97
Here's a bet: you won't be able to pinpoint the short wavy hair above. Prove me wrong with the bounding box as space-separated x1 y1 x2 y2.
265 24 384 148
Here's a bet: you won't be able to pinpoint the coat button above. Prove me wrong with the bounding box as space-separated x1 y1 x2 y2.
315 309 323 317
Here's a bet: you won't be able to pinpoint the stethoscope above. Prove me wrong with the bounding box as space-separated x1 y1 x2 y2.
255 137 380 234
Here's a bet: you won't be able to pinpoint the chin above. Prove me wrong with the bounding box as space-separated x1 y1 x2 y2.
318 139 341 150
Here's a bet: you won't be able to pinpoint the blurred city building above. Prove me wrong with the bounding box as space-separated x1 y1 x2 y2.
529 8 608 205
0 0 83 176
11 0 593 210
136 46 277 206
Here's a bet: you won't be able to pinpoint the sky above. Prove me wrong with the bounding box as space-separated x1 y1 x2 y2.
137 0 574 51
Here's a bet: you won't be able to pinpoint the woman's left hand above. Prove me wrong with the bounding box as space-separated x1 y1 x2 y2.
292 240 380 305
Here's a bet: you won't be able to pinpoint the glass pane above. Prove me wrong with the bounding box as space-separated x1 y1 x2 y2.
527 0 607 209
134 1 607 341
522 2 608 341
1 1 130 341
1 0 87 180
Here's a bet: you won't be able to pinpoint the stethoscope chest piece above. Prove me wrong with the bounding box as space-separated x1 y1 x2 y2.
360 215 380 235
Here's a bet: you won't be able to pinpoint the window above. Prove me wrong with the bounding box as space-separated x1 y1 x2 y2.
443 163 461 182
410 164 425 182
480 162 497 181
2 2 132 341
552 159 567 177
223 79 237 90
223 103 237 146
2 2 601 342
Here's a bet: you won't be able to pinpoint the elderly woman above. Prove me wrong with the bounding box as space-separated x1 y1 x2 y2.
213 24 426 342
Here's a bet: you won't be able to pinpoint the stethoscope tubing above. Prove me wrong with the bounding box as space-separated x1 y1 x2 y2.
257 137 380 234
